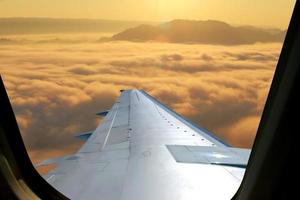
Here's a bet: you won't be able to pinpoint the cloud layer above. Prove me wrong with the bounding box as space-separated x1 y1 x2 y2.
0 34 282 167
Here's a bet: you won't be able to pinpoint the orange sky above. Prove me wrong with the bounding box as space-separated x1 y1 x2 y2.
0 0 295 28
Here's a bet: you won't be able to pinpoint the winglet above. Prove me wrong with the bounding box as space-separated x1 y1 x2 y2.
96 110 109 117
75 131 93 140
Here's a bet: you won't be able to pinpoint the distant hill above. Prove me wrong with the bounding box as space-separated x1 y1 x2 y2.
0 18 156 35
109 20 286 45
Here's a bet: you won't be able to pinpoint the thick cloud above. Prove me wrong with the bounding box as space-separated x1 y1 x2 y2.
0 34 283 169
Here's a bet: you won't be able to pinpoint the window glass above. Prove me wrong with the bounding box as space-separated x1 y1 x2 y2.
0 0 295 197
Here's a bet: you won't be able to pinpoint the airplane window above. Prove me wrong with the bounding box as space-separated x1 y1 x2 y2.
0 0 295 199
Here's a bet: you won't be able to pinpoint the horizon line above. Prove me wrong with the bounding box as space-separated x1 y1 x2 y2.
0 17 285 30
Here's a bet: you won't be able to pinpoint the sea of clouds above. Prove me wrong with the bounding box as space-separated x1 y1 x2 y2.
0 34 282 169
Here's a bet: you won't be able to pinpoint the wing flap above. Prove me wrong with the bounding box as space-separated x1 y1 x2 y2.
96 110 110 117
167 145 250 168
74 131 93 140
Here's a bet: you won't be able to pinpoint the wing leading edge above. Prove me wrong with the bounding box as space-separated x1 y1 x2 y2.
41 89 250 200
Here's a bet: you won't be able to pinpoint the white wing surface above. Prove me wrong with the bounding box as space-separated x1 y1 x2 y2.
41 90 250 200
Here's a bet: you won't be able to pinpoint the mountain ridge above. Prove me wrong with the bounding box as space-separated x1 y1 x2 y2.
109 19 286 45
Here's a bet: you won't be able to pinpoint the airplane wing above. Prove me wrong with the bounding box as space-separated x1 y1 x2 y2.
40 89 250 200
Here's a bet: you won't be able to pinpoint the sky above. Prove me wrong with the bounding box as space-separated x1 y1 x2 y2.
0 0 295 28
